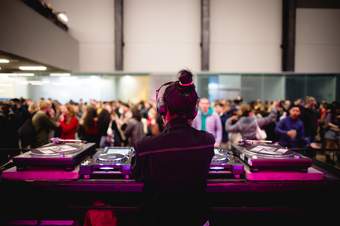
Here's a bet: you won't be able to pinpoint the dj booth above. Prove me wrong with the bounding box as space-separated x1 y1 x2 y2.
1 140 340 225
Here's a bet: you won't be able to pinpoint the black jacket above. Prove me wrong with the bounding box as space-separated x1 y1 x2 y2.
131 118 214 226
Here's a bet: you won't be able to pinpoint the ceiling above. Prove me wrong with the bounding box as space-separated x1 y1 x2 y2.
0 51 67 74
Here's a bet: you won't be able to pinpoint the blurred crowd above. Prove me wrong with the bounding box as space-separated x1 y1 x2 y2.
0 96 339 164
0 97 163 164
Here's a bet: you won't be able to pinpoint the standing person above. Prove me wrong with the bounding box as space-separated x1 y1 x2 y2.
78 106 100 147
275 105 308 149
131 69 214 226
0 102 20 163
323 102 340 149
97 104 112 148
146 107 163 137
192 97 222 147
300 96 319 143
225 103 277 141
18 102 39 149
32 100 59 147
123 107 145 147
214 100 232 149
59 104 78 140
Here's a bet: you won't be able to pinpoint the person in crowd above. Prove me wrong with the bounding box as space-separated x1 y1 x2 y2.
108 110 125 146
123 107 145 147
300 96 320 143
97 103 112 147
76 98 85 119
139 100 150 119
317 101 329 145
275 105 308 149
146 106 163 137
32 100 59 147
59 104 78 140
18 102 39 149
0 102 20 163
131 69 214 226
78 106 100 147
192 97 222 147
214 100 232 149
225 102 277 140
10 98 30 129
323 102 340 150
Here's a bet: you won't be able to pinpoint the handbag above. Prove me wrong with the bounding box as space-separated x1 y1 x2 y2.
255 119 267 140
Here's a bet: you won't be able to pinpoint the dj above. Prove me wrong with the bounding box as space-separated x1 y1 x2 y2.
131 69 215 226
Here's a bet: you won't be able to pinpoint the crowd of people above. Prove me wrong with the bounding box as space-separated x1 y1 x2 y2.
0 96 339 165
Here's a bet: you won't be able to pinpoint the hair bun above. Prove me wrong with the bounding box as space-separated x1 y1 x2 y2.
178 69 194 86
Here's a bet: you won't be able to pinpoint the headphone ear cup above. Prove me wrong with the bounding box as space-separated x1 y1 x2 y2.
156 96 166 116
156 82 172 116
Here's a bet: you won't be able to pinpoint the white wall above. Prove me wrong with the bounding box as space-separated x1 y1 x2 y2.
49 0 115 73
0 76 28 99
124 0 200 72
210 0 282 72
296 9 340 73
116 75 150 102
48 0 283 73
0 75 152 103
27 76 116 103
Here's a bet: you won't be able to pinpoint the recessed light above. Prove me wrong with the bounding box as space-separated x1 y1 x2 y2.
57 12 68 23
19 66 47 71
50 73 71 77
0 58 10 64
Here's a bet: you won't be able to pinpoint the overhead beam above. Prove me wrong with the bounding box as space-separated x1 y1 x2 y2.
282 0 296 72
201 0 210 71
114 0 124 71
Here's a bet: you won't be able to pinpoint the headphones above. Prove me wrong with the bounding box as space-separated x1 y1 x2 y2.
156 81 174 117
156 81 198 120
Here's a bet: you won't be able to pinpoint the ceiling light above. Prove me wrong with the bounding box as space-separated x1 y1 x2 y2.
12 73 35 77
0 58 10 64
0 73 34 76
57 12 69 23
19 66 47 71
50 73 71 77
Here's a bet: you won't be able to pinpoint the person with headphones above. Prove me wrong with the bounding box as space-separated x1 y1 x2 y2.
131 69 215 226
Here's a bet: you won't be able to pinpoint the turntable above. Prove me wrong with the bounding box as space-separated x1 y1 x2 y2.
13 141 96 171
232 141 312 172
79 147 134 179
209 148 244 179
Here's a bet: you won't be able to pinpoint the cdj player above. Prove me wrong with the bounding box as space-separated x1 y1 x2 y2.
79 147 244 179
13 141 96 171
79 147 134 179
209 148 244 179
232 141 312 172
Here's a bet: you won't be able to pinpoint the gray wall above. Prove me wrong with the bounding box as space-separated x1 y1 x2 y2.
50 0 114 73
0 0 79 71
296 9 340 73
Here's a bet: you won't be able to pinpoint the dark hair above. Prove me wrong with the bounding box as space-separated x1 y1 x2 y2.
163 69 198 119
131 107 142 122
83 106 97 130
214 101 225 108
287 105 302 116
